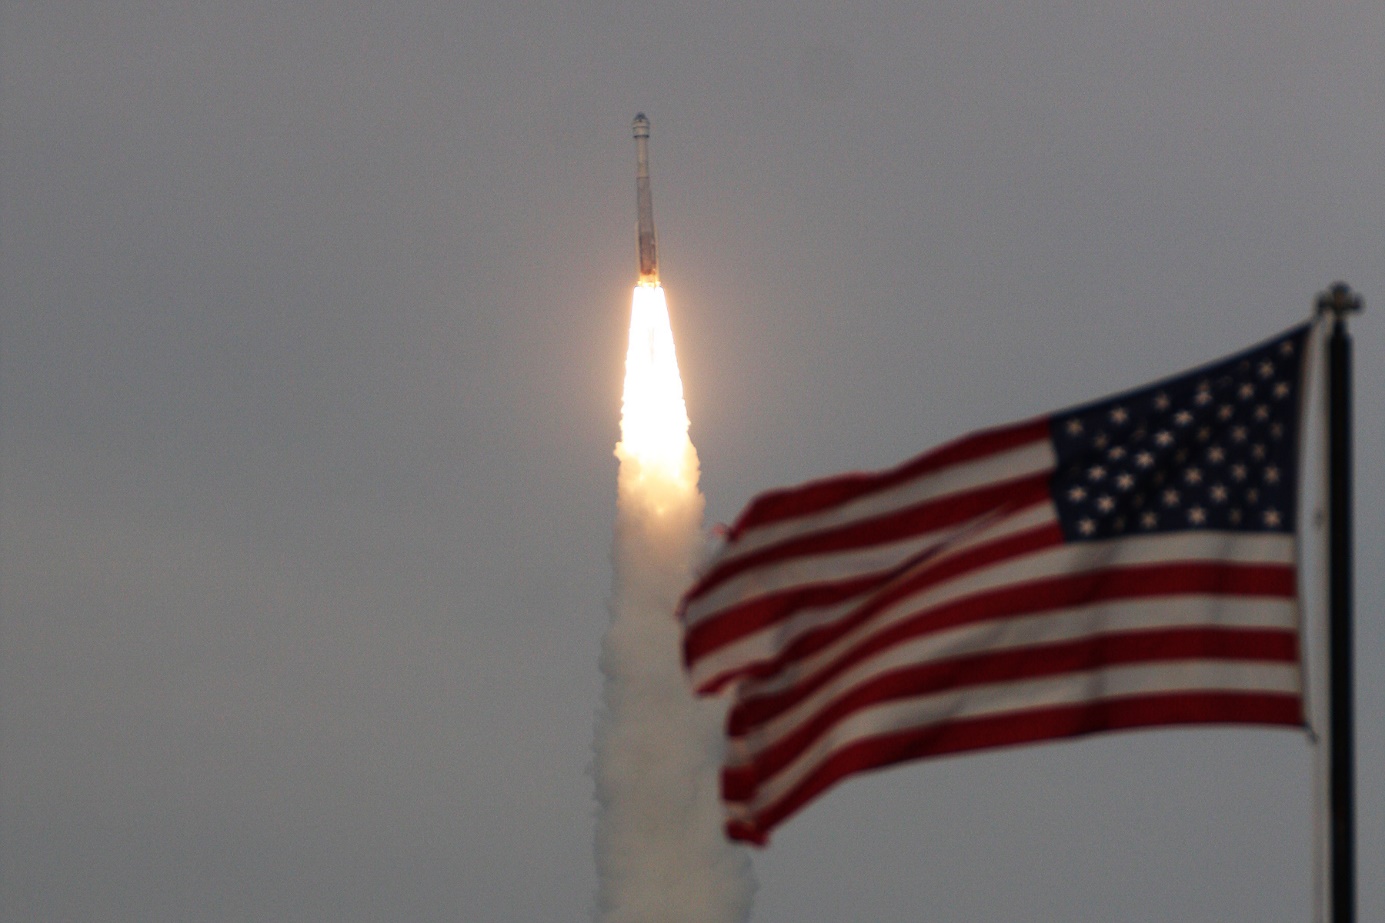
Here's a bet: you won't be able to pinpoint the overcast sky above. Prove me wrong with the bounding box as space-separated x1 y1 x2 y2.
2 2 1382 921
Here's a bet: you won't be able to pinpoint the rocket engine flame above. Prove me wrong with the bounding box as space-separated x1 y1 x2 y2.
595 283 755 923
617 284 693 487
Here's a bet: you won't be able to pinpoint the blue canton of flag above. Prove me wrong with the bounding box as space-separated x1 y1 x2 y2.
1051 325 1308 541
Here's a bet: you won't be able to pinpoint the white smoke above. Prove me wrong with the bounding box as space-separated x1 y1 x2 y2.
594 287 756 923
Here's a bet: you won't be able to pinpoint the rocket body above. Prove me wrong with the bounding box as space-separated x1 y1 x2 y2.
633 114 658 284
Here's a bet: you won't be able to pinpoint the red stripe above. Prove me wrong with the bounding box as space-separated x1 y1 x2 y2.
724 691 1303 845
728 560 1297 734
726 417 1051 538
684 522 1064 692
684 472 1053 608
725 626 1299 786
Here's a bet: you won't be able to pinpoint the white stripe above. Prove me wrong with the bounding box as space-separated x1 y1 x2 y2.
727 439 1054 559
732 595 1299 747
687 502 1058 688
730 659 1301 814
728 531 1296 702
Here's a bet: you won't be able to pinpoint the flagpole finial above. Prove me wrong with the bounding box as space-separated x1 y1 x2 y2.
1316 282 1363 320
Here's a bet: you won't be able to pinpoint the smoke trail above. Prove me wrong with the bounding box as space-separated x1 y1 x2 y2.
594 286 755 923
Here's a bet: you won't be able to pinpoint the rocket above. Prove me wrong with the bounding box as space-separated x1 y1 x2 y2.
633 113 658 284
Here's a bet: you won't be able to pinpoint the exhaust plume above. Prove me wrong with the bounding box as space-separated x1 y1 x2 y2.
594 284 755 923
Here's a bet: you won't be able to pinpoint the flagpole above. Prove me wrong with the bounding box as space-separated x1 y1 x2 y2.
1316 282 1361 923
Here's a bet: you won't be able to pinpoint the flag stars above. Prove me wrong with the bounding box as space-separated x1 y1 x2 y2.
1263 508 1282 527
1053 327 1300 542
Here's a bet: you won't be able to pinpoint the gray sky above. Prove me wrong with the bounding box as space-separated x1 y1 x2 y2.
2 2 1382 920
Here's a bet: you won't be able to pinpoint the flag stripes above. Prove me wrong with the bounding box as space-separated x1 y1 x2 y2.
726 535 1297 711
683 430 1059 695
717 418 1053 538
724 688 1302 845
684 472 1053 632
728 577 1297 738
685 514 1062 694
718 555 1299 842
729 621 1298 779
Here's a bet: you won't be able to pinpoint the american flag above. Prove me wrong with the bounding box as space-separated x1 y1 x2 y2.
679 324 1312 845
